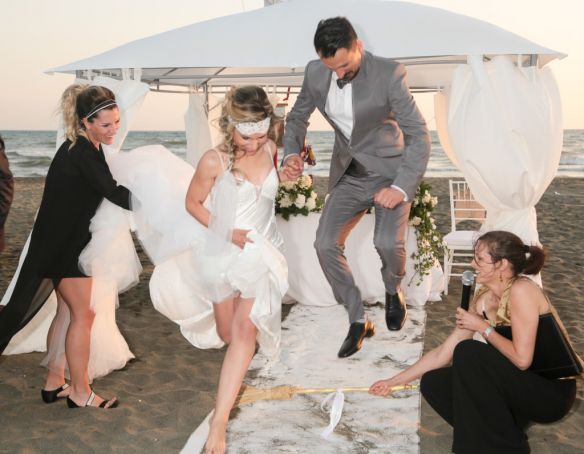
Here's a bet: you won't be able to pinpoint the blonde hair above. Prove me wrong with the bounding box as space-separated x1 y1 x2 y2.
59 84 117 147
217 86 282 164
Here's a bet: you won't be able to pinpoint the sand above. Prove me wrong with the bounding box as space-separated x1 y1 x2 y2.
0 176 582 453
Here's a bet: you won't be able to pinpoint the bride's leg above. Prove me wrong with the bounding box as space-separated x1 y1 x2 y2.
205 296 257 454
43 295 71 394
212 296 235 344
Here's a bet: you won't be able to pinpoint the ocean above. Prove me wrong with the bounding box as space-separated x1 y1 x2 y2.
2 129 584 178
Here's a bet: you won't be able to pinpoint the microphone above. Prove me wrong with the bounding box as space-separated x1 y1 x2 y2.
460 270 475 311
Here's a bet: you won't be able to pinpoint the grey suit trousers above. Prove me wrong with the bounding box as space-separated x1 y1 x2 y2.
314 173 410 323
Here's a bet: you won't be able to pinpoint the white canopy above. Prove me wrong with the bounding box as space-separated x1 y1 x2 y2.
47 0 563 92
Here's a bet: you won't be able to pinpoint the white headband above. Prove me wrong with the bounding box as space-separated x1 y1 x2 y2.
231 116 271 136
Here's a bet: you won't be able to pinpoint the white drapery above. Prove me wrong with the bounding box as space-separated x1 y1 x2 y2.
435 55 563 246
184 92 212 167
184 91 222 167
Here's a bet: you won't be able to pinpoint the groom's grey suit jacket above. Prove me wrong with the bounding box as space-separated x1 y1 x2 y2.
283 51 431 199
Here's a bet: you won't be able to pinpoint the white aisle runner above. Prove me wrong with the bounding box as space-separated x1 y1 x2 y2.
182 303 426 453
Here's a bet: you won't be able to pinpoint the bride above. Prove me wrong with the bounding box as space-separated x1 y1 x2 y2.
110 85 292 454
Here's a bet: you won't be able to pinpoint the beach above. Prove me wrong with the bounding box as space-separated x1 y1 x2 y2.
0 176 582 453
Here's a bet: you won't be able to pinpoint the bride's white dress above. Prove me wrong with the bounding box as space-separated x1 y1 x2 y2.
2 144 287 372
114 145 288 358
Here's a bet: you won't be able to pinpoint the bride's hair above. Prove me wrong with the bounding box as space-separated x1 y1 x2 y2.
217 86 282 163
60 84 117 148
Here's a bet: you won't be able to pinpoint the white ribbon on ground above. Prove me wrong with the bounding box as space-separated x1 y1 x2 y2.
320 389 345 439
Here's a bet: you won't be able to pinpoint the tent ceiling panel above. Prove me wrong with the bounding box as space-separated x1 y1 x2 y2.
47 0 564 91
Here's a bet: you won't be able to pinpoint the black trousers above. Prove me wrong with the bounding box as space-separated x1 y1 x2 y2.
420 340 576 454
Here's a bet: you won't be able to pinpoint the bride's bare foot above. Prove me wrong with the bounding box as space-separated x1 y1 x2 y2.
205 418 227 454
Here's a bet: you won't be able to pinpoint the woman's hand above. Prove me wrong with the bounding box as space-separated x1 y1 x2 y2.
231 229 252 249
369 379 398 397
455 308 489 333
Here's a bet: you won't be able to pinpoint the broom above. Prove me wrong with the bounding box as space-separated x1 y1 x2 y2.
235 383 418 407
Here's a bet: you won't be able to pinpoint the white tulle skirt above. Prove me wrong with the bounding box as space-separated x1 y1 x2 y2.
1 200 139 382
112 145 288 358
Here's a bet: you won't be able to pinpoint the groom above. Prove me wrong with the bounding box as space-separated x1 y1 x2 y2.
283 17 430 358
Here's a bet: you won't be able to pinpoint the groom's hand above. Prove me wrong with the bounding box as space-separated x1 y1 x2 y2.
374 187 405 209
282 154 304 180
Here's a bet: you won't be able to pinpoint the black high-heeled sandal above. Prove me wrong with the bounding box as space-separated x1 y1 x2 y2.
41 383 70 404
66 390 118 409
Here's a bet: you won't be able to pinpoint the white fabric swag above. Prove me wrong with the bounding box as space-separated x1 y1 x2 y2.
435 55 563 247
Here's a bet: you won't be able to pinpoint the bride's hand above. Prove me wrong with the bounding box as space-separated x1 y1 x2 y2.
232 229 252 249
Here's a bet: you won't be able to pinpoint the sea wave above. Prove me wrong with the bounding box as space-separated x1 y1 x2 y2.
2 129 584 178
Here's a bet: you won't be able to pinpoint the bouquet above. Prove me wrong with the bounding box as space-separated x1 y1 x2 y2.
276 174 323 220
408 181 445 285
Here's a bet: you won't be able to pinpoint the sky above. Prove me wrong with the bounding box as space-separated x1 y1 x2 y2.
0 0 582 131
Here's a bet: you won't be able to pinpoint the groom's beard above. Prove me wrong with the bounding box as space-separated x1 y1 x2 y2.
340 67 360 84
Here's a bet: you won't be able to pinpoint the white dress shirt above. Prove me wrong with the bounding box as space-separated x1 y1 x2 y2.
325 72 407 200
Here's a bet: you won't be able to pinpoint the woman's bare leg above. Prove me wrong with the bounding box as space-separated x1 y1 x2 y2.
43 296 71 396
57 277 116 408
205 297 257 454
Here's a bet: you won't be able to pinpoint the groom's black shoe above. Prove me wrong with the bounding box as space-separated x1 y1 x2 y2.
385 290 407 331
337 320 376 358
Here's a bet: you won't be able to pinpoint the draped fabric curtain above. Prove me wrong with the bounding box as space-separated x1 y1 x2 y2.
185 92 212 167
435 55 563 247
184 92 222 168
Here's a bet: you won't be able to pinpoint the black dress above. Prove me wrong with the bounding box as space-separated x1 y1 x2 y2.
0 136 130 353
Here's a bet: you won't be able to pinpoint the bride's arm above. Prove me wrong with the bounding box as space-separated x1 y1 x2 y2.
268 139 295 182
185 150 221 227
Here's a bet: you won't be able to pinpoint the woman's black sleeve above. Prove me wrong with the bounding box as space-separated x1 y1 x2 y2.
72 145 131 210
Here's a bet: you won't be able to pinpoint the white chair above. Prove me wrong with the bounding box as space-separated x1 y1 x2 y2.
443 180 486 295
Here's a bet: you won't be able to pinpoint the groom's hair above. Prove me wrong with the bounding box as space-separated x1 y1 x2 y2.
314 17 358 58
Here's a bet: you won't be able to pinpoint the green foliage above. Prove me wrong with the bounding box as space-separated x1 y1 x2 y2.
408 181 445 285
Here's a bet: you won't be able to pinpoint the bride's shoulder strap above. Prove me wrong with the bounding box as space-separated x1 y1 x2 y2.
211 147 229 172
265 140 277 165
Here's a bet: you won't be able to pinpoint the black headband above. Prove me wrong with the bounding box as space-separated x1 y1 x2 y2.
83 100 117 119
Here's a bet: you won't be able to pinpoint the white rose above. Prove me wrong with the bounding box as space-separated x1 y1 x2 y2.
413 198 419 206
279 194 292 208
282 181 296 191
294 194 306 208
431 196 438 207
310 191 317 200
432 235 439 241
411 216 422 226
422 193 431 204
305 197 316 210
299 175 312 189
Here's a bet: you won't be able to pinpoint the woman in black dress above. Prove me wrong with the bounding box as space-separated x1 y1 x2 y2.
0 85 131 408
370 230 578 453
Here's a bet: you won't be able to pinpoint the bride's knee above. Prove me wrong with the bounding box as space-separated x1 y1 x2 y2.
232 319 256 344
216 326 232 345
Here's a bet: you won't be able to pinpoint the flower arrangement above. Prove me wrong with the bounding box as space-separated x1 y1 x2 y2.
276 174 323 220
408 181 445 285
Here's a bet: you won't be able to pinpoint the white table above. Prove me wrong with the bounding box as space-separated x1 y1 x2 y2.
277 213 443 307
